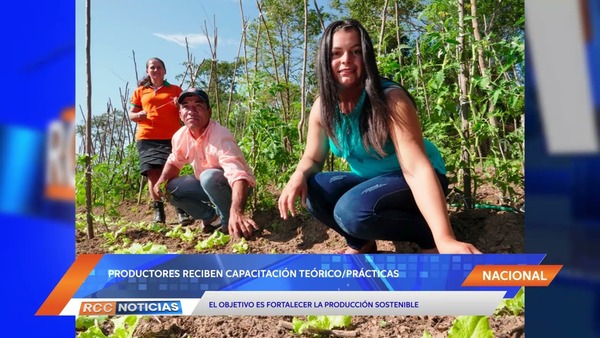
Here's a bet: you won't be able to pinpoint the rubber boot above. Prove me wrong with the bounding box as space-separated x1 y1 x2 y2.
153 201 166 224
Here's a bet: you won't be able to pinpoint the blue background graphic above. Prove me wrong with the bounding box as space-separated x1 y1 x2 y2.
0 1 75 337
526 1 600 336
75 254 544 299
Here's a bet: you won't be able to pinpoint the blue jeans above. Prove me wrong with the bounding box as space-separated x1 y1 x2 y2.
166 169 232 230
306 170 448 250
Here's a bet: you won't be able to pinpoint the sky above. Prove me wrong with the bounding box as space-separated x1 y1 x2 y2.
75 0 260 130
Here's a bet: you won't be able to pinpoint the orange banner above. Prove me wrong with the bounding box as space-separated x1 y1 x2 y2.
36 254 103 316
462 265 563 287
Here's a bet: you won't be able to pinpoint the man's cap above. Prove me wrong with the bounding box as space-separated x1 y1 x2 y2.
178 88 210 108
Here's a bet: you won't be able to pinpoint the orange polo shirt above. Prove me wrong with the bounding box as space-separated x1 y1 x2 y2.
130 81 183 140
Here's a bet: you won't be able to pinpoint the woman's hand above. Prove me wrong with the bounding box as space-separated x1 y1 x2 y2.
129 110 147 122
435 235 482 254
278 172 308 219
278 98 327 220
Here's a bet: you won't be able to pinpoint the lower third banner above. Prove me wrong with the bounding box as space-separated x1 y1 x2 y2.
37 254 561 316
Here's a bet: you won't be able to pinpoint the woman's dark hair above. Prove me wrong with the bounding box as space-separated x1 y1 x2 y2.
138 57 166 87
316 19 390 157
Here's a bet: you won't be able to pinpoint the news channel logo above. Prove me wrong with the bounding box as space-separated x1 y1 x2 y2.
79 301 182 316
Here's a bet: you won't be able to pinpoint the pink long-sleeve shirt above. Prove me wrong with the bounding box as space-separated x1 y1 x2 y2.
166 120 256 187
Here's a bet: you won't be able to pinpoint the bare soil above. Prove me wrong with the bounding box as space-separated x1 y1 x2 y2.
76 184 525 338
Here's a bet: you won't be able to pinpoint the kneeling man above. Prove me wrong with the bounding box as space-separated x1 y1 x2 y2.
154 88 258 238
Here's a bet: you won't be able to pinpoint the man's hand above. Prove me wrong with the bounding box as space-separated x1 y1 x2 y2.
153 180 167 200
228 211 259 239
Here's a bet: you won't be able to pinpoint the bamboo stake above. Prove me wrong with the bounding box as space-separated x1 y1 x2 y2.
298 0 309 144
84 0 94 239
255 0 287 122
457 0 473 209
377 0 389 56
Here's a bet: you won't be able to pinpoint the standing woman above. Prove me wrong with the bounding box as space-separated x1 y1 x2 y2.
129 57 192 225
278 20 480 254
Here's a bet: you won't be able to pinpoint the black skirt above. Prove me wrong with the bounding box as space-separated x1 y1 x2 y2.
136 140 172 176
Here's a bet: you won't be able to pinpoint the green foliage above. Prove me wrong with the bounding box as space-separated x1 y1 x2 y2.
76 143 142 217
447 315 494 338
157 180 170 201
76 315 140 338
110 316 140 338
136 220 169 233
78 326 107 338
195 231 231 251
179 164 194 176
166 225 197 243
232 237 249 253
238 102 300 209
103 225 129 246
494 287 525 316
114 242 168 254
375 0 525 204
76 213 87 231
291 315 352 335
76 316 108 330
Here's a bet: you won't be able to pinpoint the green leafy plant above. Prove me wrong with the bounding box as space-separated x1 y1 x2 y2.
76 213 88 231
195 231 230 251
114 242 168 254
232 237 249 253
238 101 300 210
78 326 107 338
76 315 108 330
76 315 140 338
137 221 169 233
166 225 197 242
110 315 140 338
447 315 494 338
291 315 352 335
103 225 128 246
157 181 171 202
422 288 525 337
494 287 525 316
